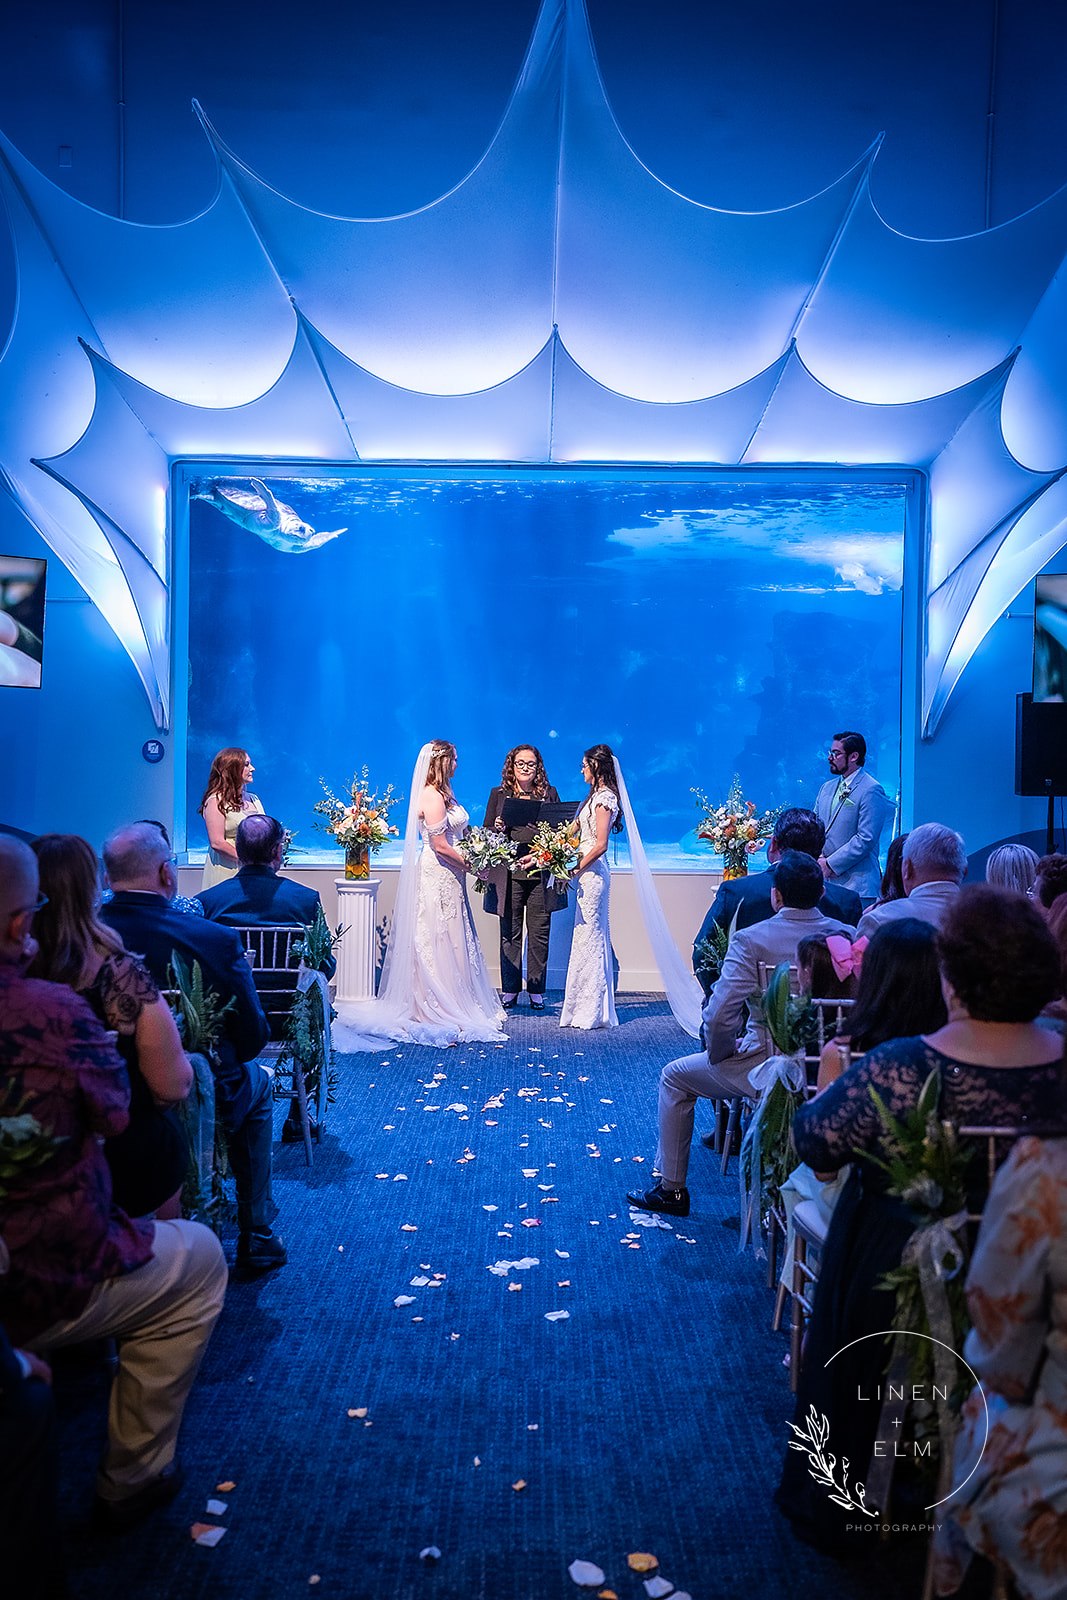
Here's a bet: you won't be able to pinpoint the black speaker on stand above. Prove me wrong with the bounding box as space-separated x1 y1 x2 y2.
1015 693 1067 853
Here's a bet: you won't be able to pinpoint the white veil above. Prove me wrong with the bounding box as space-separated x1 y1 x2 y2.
613 758 703 1038
332 742 440 1051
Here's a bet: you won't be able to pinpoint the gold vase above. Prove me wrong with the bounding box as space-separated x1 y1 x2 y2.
344 846 370 880
722 861 748 881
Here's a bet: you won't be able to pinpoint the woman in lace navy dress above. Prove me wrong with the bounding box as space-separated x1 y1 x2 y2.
560 744 623 1030
777 885 1066 1552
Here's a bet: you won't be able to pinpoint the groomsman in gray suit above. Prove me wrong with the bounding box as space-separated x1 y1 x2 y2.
627 853 855 1217
814 730 890 901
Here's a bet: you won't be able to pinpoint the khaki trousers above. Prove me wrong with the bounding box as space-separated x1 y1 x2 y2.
28 1219 227 1500
655 1049 761 1188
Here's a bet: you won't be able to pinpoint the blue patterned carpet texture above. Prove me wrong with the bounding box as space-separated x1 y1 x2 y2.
57 994 920 1599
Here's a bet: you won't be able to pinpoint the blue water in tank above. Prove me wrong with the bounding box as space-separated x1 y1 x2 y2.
184 469 906 867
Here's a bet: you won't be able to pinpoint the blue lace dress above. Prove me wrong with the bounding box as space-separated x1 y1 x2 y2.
776 1036 1065 1550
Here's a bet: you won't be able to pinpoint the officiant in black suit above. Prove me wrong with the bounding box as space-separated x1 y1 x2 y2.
483 744 567 1011
692 807 862 995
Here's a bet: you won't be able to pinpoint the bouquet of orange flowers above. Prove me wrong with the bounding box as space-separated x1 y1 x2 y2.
692 775 777 875
522 819 582 887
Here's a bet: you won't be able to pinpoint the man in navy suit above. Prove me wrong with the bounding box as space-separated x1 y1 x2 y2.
197 815 335 981
199 814 335 1144
101 822 285 1274
692 807 862 995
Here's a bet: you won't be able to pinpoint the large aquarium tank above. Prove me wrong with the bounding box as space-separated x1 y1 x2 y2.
178 467 909 867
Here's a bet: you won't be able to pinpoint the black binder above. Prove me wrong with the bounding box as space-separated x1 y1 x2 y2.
500 798 582 828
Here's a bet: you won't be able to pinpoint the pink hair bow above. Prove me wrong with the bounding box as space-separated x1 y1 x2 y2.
826 934 867 982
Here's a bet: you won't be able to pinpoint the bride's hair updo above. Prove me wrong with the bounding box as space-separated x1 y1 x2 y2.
584 744 624 832
501 744 549 798
426 740 457 799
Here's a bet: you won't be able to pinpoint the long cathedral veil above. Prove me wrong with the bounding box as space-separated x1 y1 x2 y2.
613 757 703 1038
332 742 438 1050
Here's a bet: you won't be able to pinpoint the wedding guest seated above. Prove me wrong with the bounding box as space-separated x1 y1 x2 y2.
936 1136 1067 1599
692 808 862 995
778 885 1065 1554
1034 852 1067 914
0 836 227 1531
856 821 966 938
629 852 855 1217
100 820 204 916
816 918 946 1089
28 834 191 1220
863 830 908 913
197 815 335 980
779 922 945 1272
199 813 335 1145
985 841 1039 896
100 822 285 1274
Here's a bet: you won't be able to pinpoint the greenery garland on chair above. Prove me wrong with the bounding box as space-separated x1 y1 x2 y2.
692 923 729 995
869 1070 971 1364
272 908 344 1125
168 951 236 1234
739 961 812 1250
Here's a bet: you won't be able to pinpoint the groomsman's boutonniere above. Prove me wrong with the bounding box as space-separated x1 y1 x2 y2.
838 782 855 808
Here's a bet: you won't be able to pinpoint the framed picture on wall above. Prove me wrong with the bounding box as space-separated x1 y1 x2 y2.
1034 574 1067 703
0 554 45 689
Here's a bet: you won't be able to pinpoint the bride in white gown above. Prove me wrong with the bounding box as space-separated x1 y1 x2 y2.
560 745 622 1030
332 740 506 1049
559 743 705 1038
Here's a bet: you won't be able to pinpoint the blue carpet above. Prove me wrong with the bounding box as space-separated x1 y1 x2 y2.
57 994 921 1599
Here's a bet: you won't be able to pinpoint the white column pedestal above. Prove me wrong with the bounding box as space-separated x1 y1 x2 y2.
334 878 380 1002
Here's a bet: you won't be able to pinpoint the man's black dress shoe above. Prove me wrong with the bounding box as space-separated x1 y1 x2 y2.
92 1461 184 1532
235 1229 288 1273
626 1181 691 1218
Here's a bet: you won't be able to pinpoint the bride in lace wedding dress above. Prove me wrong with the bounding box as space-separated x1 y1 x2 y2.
559 744 704 1037
559 745 622 1030
332 741 506 1049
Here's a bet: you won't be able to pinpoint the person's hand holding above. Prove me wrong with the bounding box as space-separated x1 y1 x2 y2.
0 614 40 687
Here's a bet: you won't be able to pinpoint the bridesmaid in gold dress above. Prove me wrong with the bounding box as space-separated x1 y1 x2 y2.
199 748 264 891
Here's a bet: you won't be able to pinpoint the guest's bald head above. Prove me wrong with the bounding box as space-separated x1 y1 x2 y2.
0 836 38 919
102 821 174 898
0 836 39 958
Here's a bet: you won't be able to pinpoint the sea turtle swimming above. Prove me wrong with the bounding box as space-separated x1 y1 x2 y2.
196 477 347 553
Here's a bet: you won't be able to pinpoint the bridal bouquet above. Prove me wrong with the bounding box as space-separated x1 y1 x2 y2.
314 768 401 855
691 774 777 876
522 819 582 887
459 826 520 892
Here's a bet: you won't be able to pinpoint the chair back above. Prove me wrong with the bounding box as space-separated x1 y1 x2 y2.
237 924 304 1041
956 1124 1034 1223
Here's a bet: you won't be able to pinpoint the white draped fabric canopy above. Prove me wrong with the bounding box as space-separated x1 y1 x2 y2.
1 0 1067 731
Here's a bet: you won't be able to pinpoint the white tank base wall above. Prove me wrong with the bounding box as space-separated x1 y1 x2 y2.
178 865 720 992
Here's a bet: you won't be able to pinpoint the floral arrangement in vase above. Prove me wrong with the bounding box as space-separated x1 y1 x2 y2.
315 768 401 878
691 774 778 879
